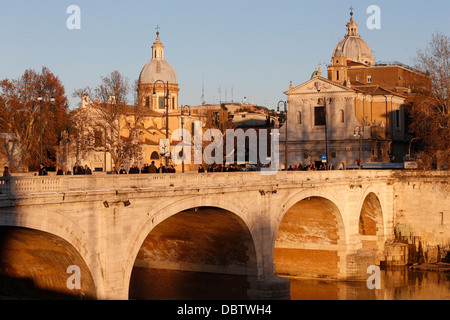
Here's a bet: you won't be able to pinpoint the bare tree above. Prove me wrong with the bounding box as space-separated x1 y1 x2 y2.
410 32 450 168
72 71 144 170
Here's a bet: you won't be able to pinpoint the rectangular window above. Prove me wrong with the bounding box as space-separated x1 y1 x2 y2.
367 76 372 83
314 106 326 126
159 97 164 109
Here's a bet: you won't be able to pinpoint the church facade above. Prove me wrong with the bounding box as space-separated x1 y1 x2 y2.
280 11 423 170
64 32 202 173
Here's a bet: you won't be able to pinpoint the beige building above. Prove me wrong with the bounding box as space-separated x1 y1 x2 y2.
280 11 421 170
64 32 201 173
65 31 277 173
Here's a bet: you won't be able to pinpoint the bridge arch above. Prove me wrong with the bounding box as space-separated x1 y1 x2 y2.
357 188 385 254
0 210 104 299
272 190 347 279
124 196 260 299
0 226 96 299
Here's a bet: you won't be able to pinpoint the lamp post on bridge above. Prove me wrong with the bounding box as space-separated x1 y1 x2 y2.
180 105 191 173
277 100 288 170
354 125 363 169
354 117 371 169
37 95 55 164
314 82 328 170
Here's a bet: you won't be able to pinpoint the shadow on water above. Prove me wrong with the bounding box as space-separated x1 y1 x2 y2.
289 267 450 300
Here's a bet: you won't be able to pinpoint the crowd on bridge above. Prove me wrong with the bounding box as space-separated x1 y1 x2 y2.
2 160 336 177
286 163 334 171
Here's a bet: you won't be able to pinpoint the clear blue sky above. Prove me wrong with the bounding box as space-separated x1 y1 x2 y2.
1 0 449 110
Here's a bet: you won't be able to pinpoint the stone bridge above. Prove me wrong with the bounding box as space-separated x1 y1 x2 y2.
0 170 447 300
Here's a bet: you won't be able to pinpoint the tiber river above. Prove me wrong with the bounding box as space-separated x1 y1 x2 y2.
289 267 450 300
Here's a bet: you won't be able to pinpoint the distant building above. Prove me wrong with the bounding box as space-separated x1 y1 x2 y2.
65 32 200 172
281 11 428 170
66 31 279 173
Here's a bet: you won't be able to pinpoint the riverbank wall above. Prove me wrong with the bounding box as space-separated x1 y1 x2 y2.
382 171 450 266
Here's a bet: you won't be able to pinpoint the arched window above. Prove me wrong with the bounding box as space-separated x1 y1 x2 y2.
296 111 302 125
151 151 160 160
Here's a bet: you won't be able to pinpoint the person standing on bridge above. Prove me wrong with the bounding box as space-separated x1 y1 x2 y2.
84 165 92 175
73 162 83 175
157 163 165 173
129 163 140 174
3 166 10 177
119 165 127 174
38 163 48 176
148 161 157 173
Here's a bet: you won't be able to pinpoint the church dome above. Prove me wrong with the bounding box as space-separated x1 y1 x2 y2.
139 33 178 85
332 11 374 66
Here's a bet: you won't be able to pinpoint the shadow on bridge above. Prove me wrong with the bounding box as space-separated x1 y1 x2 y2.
0 226 97 299
0 176 96 299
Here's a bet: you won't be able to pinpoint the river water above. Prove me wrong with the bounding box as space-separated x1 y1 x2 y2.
289 267 450 300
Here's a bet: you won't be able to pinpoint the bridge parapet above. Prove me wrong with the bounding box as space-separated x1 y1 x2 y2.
0 170 396 196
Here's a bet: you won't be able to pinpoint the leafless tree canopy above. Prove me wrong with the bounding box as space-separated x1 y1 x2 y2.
72 71 144 169
411 32 450 168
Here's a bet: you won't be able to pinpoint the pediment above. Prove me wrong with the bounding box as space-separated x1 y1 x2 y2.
285 77 353 95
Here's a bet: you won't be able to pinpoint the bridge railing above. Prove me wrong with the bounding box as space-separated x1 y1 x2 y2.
0 170 405 196
6 169 448 196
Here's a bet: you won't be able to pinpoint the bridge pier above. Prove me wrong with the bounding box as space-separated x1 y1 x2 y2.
249 275 290 300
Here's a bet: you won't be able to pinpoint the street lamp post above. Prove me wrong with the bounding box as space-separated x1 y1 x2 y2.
180 105 191 173
37 95 55 164
153 80 170 167
277 101 288 170
354 126 363 169
314 82 329 170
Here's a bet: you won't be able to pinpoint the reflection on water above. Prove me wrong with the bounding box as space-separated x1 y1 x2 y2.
289 267 450 300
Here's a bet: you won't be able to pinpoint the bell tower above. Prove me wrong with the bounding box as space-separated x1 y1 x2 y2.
328 52 348 85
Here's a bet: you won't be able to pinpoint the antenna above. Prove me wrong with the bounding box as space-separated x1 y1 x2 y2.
201 74 205 105
225 87 227 103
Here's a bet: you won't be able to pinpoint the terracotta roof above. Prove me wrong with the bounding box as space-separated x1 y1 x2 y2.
352 85 406 98
347 60 366 67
